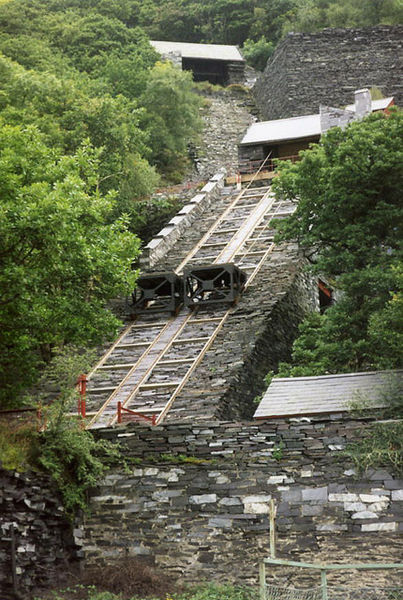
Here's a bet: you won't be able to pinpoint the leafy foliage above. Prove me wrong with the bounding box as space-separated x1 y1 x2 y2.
34 582 256 600
345 422 403 476
35 349 124 515
0 123 139 404
273 111 403 374
135 0 402 59
0 421 38 472
0 0 206 404
141 61 203 174
242 37 274 70
1 348 124 516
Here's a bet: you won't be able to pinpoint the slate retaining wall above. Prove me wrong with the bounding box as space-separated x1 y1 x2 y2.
0 469 79 599
255 25 403 121
83 417 403 588
140 170 226 270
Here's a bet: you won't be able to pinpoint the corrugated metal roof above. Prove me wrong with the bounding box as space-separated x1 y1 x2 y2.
345 97 394 112
253 370 403 419
150 41 244 62
240 114 321 146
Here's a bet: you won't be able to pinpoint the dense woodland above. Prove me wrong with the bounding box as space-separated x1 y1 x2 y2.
0 0 402 407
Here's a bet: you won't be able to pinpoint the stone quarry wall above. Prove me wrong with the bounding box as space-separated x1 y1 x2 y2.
255 25 403 120
0 468 79 599
83 417 403 588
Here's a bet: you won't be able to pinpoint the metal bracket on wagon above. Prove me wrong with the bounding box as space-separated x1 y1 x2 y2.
184 263 247 308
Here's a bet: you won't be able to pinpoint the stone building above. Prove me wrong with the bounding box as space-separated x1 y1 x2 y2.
150 40 245 85
239 89 394 166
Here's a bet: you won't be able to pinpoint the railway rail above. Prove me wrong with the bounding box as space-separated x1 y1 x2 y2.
82 176 295 428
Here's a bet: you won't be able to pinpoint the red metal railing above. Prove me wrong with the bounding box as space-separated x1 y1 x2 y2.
0 374 88 430
117 401 157 426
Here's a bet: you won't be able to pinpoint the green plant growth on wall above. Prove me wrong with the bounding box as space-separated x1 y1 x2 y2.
345 421 403 476
0 347 125 517
344 375 403 476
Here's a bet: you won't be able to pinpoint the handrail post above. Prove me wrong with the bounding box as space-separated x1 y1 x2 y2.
117 401 122 423
321 569 328 600
269 499 277 558
259 561 266 600
77 374 87 418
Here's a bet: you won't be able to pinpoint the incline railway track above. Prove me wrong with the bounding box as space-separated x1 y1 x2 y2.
82 178 295 428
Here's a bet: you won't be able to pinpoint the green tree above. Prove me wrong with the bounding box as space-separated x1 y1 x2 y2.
141 61 203 178
273 110 403 373
242 37 274 70
0 123 139 404
0 54 159 216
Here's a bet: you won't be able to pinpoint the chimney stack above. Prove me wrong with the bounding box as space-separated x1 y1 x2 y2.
354 88 372 119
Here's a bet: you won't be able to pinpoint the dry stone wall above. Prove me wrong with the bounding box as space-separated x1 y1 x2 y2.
140 171 226 270
84 417 403 588
255 25 403 120
0 468 79 599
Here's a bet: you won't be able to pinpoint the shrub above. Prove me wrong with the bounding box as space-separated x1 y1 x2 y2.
242 37 274 71
81 559 179 598
344 376 403 476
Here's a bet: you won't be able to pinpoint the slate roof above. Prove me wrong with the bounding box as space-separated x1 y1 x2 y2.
240 96 395 146
253 371 403 419
240 114 321 146
345 96 394 112
150 41 244 62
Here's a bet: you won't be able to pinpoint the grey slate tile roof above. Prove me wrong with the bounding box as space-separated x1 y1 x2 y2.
241 96 395 147
253 370 403 419
240 114 321 146
150 41 245 62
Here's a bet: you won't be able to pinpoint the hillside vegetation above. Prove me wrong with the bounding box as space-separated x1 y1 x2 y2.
273 110 403 376
0 0 204 405
134 0 402 68
0 0 401 402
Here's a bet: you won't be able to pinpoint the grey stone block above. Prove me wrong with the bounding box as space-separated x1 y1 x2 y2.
302 487 328 501
189 494 217 504
281 490 302 503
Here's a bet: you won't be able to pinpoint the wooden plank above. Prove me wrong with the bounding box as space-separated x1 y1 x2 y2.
226 171 275 185
139 381 182 389
159 358 194 365
97 363 136 370
117 342 150 348
172 336 210 344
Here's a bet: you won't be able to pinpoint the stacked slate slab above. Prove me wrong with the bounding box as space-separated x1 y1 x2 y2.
83 416 403 587
0 469 79 598
254 25 403 120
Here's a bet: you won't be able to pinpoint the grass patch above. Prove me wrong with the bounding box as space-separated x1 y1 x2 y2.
35 580 256 600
